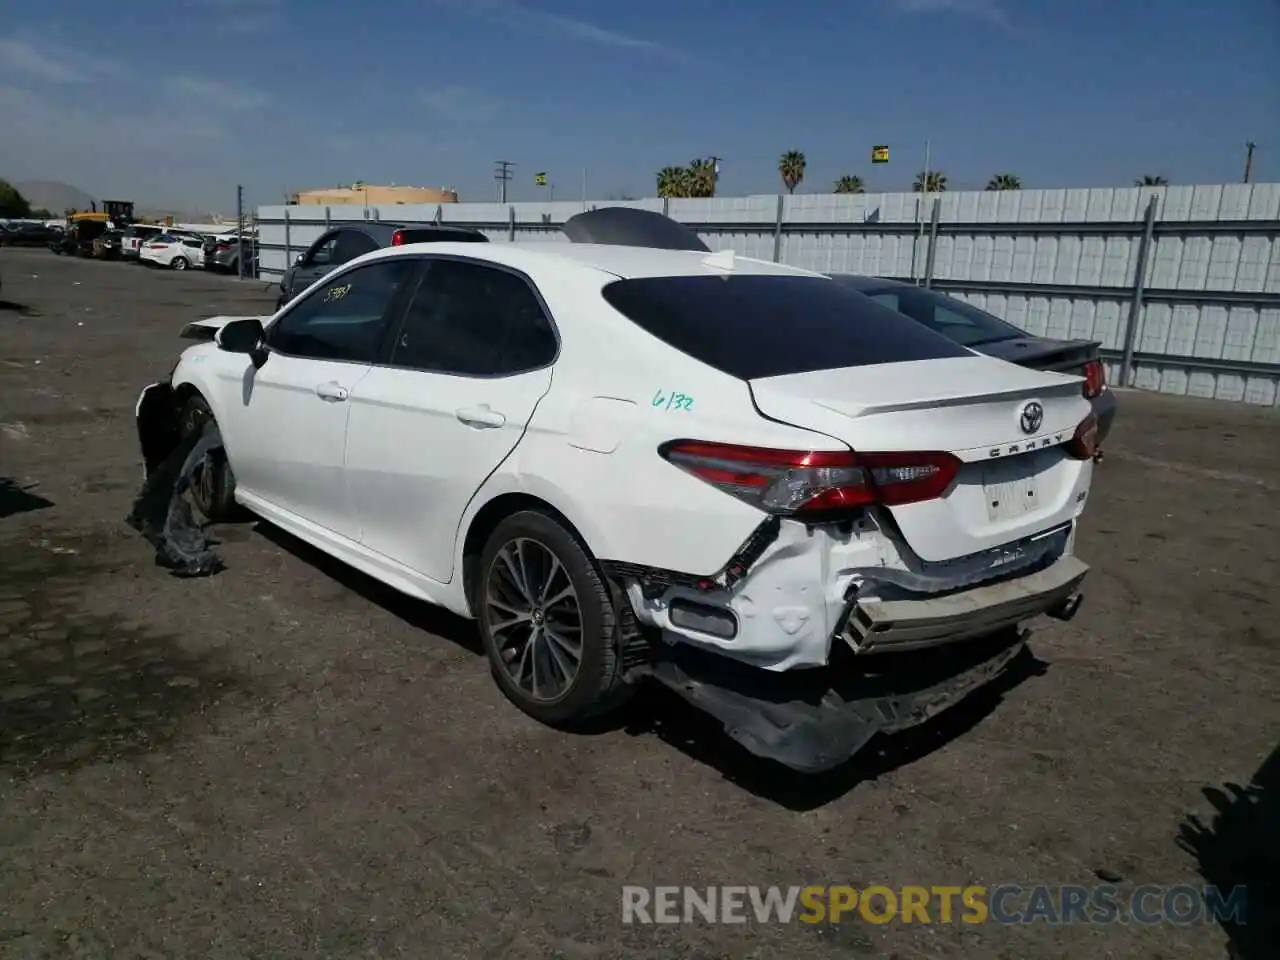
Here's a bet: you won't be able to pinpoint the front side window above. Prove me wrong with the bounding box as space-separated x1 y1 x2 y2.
388 259 557 376
307 233 338 266
267 259 418 363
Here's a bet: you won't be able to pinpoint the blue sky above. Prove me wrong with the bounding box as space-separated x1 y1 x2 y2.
1 0 1277 212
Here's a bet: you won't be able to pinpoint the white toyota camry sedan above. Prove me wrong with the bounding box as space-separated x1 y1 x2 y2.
132 209 1098 773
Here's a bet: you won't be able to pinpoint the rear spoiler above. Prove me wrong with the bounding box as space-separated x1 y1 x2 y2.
562 208 710 251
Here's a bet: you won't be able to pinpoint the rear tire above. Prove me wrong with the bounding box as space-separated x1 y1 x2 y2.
477 510 632 727
171 256 188 271
178 394 240 523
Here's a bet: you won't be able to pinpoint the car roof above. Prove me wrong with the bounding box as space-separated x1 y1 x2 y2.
363 240 823 280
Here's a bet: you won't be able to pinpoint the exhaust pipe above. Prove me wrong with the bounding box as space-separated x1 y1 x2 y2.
1046 593 1083 622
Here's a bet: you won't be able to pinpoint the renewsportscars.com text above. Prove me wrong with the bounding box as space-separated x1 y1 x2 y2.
621 884 1248 926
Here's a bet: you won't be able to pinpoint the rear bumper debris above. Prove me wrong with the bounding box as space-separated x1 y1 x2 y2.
640 629 1029 774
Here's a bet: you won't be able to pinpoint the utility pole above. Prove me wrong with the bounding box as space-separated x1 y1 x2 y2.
1244 141 1256 183
494 160 514 203
235 184 245 280
708 155 722 197
913 140 931 284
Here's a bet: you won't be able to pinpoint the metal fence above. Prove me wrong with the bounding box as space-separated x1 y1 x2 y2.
255 183 1280 407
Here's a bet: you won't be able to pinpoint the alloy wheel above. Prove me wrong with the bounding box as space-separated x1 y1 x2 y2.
180 407 216 514
484 538 584 702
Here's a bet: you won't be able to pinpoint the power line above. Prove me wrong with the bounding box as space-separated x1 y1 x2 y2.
494 160 515 203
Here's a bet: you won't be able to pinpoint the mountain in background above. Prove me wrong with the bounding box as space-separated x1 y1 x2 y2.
8 179 227 222
14 180 97 214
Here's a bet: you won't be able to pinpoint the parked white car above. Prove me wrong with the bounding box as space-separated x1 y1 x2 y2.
120 224 167 260
131 210 1097 773
140 233 206 270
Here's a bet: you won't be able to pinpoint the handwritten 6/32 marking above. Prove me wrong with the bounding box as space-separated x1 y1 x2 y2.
653 390 694 412
322 283 353 303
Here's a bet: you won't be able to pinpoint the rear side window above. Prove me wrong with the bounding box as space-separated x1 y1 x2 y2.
601 275 970 380
333 230 378 263
388 259 557 376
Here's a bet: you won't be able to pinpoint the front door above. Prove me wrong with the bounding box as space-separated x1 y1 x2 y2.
218 257 419 540
344 257 559 582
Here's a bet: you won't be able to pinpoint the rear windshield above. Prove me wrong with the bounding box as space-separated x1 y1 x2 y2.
851 282 1026 348
601 275 970 380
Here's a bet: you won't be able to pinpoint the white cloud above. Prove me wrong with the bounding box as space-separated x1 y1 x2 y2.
0 37 121 84
890 0 1013 31
171 75 270 111
182 0 283 34
418 86 499 119
431 1 697 63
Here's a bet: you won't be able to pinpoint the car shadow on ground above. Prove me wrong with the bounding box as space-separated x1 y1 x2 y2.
0 300 38 316
252 520 1048 808
1177 742 1279 959
0 478 54 520
254 522 483 656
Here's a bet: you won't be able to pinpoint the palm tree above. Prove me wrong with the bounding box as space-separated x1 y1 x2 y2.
834 174 865 194
1135 175 1169 186
656 166 690 198
687 158 719 198
779 151 806 194
913 171 947 192
986 173 1021 191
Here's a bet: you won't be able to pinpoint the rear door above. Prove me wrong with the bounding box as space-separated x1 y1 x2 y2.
601 274 1094 563
344 256 558 582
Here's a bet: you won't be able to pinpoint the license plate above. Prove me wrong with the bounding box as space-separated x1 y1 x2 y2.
982 459 1041 522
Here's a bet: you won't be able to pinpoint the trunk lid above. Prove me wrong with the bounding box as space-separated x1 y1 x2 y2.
748 355 1094 562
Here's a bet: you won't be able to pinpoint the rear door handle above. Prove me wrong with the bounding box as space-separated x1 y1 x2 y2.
455 405 506 428
315 381 349 402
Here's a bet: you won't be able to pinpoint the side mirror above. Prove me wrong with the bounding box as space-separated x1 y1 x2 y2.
216 317 268 367
294 253 304 265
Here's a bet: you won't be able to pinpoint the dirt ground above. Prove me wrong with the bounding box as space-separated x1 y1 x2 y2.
1 247 1277 959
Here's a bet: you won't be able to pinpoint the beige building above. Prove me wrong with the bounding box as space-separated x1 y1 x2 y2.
291 183 459 206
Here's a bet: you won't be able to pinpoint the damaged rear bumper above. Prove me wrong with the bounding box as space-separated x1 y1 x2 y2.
841 555 1088 653
640 628 1029 774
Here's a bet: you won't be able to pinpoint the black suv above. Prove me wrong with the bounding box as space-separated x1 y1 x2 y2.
276 222 487 309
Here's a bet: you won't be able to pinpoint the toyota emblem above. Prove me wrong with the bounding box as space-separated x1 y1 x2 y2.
1019 401 1044 435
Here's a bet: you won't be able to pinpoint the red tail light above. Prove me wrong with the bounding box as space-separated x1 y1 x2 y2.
1082 359 1105 399
658 441 960 516
391 229 406 245
1064 414 1099 460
